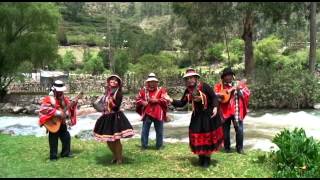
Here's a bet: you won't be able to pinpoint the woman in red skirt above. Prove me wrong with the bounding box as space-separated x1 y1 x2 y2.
164 68 224 168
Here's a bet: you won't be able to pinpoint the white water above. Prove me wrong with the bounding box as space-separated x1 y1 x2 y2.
1 110 320 152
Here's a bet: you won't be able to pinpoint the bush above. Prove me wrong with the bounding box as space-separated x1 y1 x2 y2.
62 50 77 71
129 53 179 86
250 67 320 109
82 50 105 75
205 43 225 62
177 54 192 68
254 35 284 67
271 128 320 178
114 49 130 77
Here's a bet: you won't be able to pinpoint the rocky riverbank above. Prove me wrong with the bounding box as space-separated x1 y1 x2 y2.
0 94 138 115
0 86 186 115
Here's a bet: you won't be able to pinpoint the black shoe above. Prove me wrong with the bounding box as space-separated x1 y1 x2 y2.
198 155 205 166
202 156 210 168
224 148 231 153
50 157 58 161
237 149 245 155
141 146 148 150
61 153 74 158
156 146 164 150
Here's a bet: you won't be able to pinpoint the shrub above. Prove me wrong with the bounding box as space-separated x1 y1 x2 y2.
271 128 320 178
205 42 225 62
129 53 179 86
114 49 130 77
254 35 284 67
82 50 105 75
250 67 320 109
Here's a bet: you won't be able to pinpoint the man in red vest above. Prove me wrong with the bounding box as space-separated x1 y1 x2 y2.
136 73 168 150
39 80 78 161
214 67 250 154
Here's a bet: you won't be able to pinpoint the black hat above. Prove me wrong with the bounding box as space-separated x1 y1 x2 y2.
221 67 235 79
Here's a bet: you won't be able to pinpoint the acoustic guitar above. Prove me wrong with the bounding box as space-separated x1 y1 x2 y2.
44 91 83 133
219 79 246 104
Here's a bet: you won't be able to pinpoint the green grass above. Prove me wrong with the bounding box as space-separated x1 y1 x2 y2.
0 134 273 178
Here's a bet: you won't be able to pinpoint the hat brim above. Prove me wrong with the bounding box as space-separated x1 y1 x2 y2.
146 77 159 82
221 72 235 79
53 86 66 92
183 73 200 78
107 75 122 85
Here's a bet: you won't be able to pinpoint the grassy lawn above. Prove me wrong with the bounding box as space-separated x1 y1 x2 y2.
0 135 273 178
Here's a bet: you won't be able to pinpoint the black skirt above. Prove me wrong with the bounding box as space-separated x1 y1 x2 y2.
189 109 224 155
93 111 135 142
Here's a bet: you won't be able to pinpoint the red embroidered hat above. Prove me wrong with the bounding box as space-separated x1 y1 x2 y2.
183 68 200 79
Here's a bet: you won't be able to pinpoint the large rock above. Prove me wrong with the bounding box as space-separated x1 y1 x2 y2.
12 106 24 114
0 103 14 111
25 104 40 114
314 103 320 110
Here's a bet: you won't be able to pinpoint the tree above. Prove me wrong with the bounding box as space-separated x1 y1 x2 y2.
57 23 68 46
172 2 235 64
234 2 304 78
125 2 135 17
309 2 317 73
83 50 105 75
61 2 85 21
114 49 130 78
0 2 60 99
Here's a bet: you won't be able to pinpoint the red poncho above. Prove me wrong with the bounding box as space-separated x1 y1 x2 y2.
38 95 77 126
136 86 168 121
214 81 250 121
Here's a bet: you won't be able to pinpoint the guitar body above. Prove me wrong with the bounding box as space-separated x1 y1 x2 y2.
220 89 231 103
43 117 62 133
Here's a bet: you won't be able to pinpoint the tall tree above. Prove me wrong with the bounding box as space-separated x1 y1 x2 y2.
0 2 60 99
235 2 304 78
309 2 317 73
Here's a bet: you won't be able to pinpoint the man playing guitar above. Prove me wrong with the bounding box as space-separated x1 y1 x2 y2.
39 80 82 161
214 67 250 154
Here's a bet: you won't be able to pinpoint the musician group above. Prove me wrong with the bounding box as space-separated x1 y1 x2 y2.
38 67 250 168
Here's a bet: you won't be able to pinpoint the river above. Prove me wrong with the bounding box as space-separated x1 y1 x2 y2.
1 110 320 152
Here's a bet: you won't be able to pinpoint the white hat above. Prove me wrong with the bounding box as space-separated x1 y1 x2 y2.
183 68 200 79
146 73 159 82
106 74 122 86
52 80 66 92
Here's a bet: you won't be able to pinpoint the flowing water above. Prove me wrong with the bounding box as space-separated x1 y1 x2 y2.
1 110 320 152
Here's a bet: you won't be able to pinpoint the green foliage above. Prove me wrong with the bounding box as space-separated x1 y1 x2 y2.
254 35 285 67
57 25 68 46
0 2 60 97
114 49 130 77
61 51 76 71
82 50 105 75
250 67 320 109
271 128 320 178
206 43 225 62
130 53 179 86
228 38 244 65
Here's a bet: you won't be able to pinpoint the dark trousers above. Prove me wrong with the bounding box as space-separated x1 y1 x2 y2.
223 116 244 151
141 115 163 149
48 123 71 159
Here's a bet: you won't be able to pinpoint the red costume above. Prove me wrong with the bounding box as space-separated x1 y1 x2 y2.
214 80 250 121
39 95 77 126
136 86 168 121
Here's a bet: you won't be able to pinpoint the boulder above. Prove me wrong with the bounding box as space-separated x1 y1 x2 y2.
25 104 40 114
0 103 14 111
313 103 320 110
12 106 24 114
